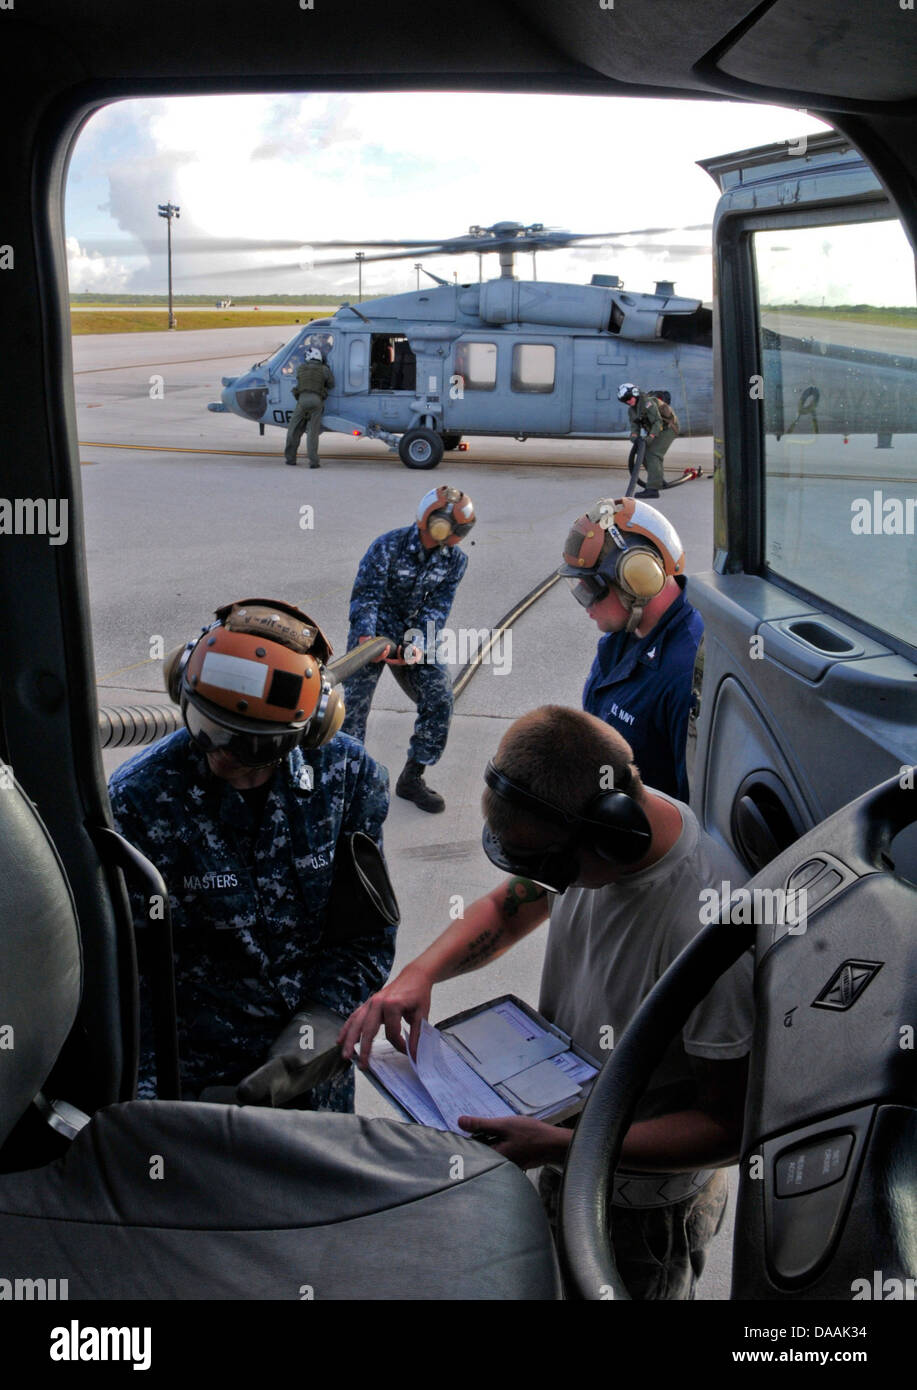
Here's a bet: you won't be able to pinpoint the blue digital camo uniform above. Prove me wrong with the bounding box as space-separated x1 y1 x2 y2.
108 728 393 1108
341 523 468 764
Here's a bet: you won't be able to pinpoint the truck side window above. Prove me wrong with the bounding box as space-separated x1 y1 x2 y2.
755 218 917 648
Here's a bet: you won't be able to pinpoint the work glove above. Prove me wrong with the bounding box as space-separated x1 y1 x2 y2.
231 1002 351 1108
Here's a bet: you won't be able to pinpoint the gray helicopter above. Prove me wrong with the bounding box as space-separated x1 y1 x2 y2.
208 219 716 468
209 214 917 469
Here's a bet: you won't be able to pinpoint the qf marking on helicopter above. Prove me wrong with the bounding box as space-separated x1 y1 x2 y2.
209 176 917 468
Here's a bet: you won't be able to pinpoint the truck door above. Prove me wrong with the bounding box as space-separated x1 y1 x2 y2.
691 134 917 882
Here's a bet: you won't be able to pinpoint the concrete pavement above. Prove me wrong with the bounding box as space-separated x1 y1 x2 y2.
81 326 734 1299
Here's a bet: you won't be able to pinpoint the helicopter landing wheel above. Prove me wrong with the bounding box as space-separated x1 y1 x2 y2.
399 428 445 470
441 432 463 452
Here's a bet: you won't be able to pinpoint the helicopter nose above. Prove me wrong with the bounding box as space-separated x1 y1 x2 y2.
224 372 269 421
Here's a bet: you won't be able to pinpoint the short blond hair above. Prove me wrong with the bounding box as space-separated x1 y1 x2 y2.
481 706 643 840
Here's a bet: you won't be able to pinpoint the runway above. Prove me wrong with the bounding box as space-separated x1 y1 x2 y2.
761 311 916 354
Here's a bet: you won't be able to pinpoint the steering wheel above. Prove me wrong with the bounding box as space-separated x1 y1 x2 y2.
559 770 917 1300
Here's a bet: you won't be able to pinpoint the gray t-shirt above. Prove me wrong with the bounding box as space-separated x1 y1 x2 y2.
539 796 753 1124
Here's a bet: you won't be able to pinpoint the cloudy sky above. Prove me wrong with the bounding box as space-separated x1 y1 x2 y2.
63 92 909 304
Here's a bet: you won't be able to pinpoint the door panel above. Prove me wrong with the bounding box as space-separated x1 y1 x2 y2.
693 138 917 884
692 573 917 877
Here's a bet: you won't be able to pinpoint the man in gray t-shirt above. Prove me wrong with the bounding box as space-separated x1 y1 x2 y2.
540 789 750 1124
536 789 751 1297
338 706 754 1299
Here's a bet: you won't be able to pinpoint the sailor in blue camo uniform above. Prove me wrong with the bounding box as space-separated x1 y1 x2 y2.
342 486 475 813
109 614 393 1109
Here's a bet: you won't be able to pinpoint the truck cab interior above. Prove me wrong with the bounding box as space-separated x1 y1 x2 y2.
0 0 914 1303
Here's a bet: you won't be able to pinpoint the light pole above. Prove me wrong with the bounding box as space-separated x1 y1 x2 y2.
414 262 422 290
355 251 365 303
157 202 180 329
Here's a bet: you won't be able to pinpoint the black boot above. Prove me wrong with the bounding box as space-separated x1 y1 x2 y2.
395 759 445 813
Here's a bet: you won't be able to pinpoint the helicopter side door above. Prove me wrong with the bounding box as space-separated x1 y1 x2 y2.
444 334 572 436
342 332 371 396
571 338 632 435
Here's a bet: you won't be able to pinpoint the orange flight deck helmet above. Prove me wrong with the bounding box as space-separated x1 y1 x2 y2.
417 485 476 545
164 599 344 766
559 497 685 633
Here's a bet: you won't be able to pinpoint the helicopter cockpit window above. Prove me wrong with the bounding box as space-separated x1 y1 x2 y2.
454 342 497 391
511 343 555 394
277 332 334 376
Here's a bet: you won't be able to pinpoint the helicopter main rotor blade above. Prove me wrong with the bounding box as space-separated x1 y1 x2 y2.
169 217 715 282
79 221 713 265
588 242 713 257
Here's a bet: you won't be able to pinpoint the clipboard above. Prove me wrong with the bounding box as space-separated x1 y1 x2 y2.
361 994 600 1132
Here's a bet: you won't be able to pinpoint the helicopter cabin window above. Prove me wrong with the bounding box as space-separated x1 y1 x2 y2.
511 343 555 394
754 216 917 649
370 334 416 391
454 341 497 391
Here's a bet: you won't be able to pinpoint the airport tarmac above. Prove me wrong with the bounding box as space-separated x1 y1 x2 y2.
760 311 916 354
74 326 766 1300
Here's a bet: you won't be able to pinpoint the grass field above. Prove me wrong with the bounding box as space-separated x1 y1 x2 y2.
763 305 917 330
69 293 349 307
70 310 330 334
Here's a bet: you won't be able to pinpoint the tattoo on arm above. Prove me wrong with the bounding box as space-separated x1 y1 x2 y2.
455 926 508 972
502 877 547 918
453 880 547 973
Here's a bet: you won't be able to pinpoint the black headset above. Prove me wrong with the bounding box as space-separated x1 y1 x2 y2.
482 760 652 891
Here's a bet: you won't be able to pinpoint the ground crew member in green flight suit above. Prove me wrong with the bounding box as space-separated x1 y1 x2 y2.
618 382 680 498
285 347 335 468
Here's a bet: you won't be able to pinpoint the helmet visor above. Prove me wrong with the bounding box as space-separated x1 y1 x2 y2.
450 519 475 539
481 822 578 894
184 702 302 767
565 573 610 609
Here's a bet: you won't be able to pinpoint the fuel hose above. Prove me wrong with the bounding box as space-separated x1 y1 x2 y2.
99 566 564 747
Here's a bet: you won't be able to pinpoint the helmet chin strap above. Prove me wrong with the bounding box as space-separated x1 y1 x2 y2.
615 583 645 634
624 601 644 635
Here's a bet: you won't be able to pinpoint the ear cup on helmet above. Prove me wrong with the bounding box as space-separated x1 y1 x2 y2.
300 688 346 748
164 642 194 704
426 513 453 542
617 548 666 601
